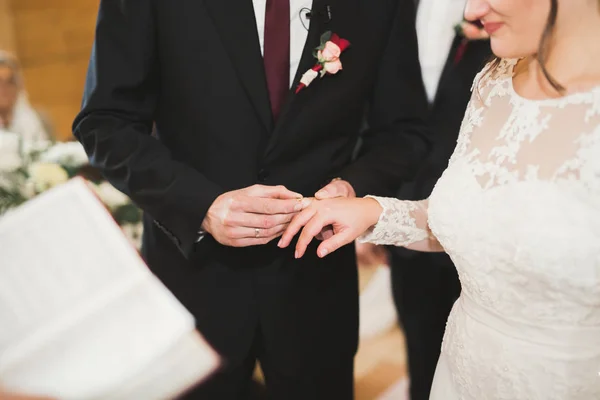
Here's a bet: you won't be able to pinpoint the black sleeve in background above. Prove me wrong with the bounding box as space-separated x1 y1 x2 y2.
73 0 223 258
340 0 431 198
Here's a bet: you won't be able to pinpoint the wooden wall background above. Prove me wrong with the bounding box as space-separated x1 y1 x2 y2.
0 0 16 53
0 0 98 141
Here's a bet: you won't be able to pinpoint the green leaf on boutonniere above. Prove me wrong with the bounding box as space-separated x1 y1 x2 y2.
320 31 332 44
314 31 333 58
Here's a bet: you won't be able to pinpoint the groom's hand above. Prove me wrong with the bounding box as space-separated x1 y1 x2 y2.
313 179 356 240
315 178 356 200
202 185 311 247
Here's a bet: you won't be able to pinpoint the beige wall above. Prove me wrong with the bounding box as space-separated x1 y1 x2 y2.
2 0 98 140
0 0 16 53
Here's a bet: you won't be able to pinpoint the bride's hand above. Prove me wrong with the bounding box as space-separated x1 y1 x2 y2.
278 197 383 258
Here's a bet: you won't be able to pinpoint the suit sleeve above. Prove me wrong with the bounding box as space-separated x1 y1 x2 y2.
73 0 223 258
339 0 431 197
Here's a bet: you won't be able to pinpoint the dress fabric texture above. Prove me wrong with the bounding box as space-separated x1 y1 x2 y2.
361 58 600 399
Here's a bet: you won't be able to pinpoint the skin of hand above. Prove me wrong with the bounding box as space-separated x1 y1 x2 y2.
202 184 311 247
313 179 356 240
278 196 383 258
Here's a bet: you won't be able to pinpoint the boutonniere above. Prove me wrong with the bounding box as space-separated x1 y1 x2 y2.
453 21 489 65
295 31 351 94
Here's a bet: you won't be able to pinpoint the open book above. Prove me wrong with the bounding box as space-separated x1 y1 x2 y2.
0 178 219 399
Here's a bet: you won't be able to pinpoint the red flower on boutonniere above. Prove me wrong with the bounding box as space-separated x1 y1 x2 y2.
453 21 489 65
295 31 351 94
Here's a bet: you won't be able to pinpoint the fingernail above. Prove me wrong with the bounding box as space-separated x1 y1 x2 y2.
278 239 283 247
319 249 328 257
294 202 303 211
295 250 299 259
302 198 312 207
316 190 326 197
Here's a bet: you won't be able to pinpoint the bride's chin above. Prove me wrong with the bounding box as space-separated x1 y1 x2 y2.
490 38 536 60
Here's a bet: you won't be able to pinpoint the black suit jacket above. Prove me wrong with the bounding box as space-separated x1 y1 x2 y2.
74 0 429 261
73 0 429 366
412 36 491 200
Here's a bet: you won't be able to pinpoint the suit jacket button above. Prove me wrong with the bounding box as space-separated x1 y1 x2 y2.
257 169 270 182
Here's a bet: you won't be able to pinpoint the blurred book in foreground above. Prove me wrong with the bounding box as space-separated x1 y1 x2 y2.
0 178 219 399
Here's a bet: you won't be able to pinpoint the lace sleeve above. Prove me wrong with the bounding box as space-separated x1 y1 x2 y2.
358 196 442 252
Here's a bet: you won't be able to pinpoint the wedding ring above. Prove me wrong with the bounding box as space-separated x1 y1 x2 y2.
255 228 260 238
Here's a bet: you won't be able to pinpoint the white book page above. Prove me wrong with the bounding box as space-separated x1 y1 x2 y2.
0 179 219 399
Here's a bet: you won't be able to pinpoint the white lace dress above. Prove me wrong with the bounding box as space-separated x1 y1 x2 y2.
361 59 600 399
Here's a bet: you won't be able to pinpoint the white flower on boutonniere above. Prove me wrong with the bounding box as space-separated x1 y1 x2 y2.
296 31 351 93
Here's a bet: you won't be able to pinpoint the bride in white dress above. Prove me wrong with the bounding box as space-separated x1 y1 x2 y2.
279 0 600 398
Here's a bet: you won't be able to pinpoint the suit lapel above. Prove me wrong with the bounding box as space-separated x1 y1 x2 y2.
291 0 328 90
434 35 491 105
266 0 349 154
434 34 462 103
276 0 327 121
204 0 273 131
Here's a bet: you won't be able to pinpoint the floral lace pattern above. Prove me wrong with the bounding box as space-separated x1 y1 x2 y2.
358 196 430 246
363 59 600 399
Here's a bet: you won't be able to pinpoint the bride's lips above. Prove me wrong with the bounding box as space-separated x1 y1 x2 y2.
483 22 504 35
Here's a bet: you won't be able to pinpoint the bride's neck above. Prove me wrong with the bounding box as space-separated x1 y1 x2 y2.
533 10 600 91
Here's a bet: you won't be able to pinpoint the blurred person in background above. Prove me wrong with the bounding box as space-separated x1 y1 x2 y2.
388 2 491 399
0 51 49 143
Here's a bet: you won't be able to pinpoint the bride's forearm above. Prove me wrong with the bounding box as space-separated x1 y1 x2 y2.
358 196 444 252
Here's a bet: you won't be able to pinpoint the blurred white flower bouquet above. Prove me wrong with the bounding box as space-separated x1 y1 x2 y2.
0 134 143 249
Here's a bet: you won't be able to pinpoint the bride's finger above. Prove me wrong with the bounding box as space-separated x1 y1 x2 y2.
278 207 317 248
316 230 353 258
295 215 327 258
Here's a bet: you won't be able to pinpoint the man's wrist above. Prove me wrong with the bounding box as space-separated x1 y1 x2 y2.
196 229 206 243
197 218 210 242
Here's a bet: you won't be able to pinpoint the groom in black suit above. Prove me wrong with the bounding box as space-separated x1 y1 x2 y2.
74 0 429 398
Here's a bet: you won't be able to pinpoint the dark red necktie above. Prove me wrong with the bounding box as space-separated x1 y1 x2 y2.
264 0 290 121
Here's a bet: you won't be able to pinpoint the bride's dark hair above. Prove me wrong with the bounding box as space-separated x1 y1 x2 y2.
482 0 564 93
537 0 564 92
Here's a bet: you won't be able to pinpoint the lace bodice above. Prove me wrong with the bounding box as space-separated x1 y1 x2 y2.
361 59 600 399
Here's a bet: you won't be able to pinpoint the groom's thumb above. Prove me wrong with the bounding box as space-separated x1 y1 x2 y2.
315 179 354 199
315 183 338 199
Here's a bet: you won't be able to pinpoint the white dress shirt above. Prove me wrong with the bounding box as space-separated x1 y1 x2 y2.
198 1 313 242
416 0 465 102
252 0 313 87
